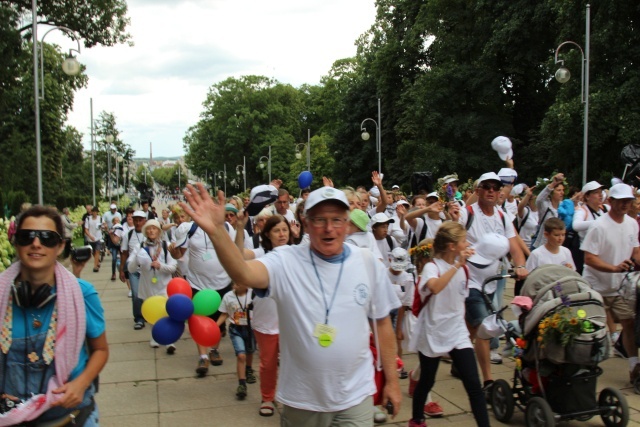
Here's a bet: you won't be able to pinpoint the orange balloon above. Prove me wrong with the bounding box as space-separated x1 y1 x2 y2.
167 277 192 298
188 315 221 347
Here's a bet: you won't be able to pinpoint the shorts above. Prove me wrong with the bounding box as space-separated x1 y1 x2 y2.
229 324 255 355
603 295 635 321
88 241 102 253
465 288 494 329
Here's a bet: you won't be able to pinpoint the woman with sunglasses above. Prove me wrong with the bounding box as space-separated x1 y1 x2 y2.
531 172 565 249
233 214 293 417
0 206 108 426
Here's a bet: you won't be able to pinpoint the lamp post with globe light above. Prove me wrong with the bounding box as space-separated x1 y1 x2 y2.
295 129 311 170
554 4 590 187
259 146 272 183
32 0 82 204
360 99 382 175
105 134 115 200
236 156 246 193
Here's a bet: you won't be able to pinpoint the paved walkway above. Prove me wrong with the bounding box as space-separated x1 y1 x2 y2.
84 259 640 426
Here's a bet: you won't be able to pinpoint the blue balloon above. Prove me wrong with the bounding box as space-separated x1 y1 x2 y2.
298 171 313 189
166 294 194 322
152 317 185 345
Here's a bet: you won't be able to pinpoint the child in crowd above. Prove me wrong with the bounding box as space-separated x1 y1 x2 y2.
408 222 489 427
389 247 415 379
526 217 575 271
216 283 256 400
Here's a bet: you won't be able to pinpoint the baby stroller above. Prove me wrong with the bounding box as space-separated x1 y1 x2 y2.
485 265 629 427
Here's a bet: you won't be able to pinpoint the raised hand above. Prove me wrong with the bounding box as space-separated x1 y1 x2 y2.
180 184 226 236
322 176 334 188
371 171 383 187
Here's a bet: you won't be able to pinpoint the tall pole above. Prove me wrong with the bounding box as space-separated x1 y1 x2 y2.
213 171 217 193
377 98 382 175
107 146 111 200
306 128 311 171
32 0 43 205
90 98 96 206
243 156 247 192
224 164 227 195
582 4 590 187
268 145 272 183
116 156 119 204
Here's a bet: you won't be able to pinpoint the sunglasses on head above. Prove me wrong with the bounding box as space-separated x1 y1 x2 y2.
480 182 503 191
15 229 62 248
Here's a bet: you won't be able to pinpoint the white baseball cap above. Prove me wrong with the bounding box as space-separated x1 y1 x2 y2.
426 191 439 200
497 168 517 185
491 136 513 161
391 185 400 190
396 199 410 207
609 183 635 200
468 233 510 266
369 187 380 197
304 187 349 214
110 204 117 209
369 212 395 226
477 172 502 185
443 174 459 184
581 181 603 194
132 210 146 218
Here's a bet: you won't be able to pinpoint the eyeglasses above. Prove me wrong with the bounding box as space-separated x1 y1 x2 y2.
307 217 348 228
225 213 237 219
15 229 62 248
479 183 502 192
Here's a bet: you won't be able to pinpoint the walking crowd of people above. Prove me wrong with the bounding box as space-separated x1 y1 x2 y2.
2 135 639 427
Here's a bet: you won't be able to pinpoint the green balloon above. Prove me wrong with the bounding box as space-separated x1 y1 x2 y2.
193 289 221 316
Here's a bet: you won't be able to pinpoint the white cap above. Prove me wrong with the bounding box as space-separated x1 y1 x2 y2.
468 233 510 266
142 219 162 236
491 136 513 161
391 185 400 190
396 199 410 207
303 187 350 214
581 181 603 194
132 210 146 218
497 168 517 185
370 212 395 226
426 191 439 200
511 184 525 196
390 247 410 271
369 186 380 197
110 204 117 209
477 172 502 184
443 174 459 184
609 183 635 200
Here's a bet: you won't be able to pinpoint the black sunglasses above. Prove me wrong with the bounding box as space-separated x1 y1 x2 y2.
15 229 63 248
480 182 503 192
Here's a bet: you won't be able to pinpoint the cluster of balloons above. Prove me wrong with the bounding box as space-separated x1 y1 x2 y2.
141 278 222 347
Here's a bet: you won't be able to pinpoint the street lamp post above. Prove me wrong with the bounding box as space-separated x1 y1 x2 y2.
259 145 272 182
360 98 382 174
176 166 182 190
295 129 311 170
236 163 246 193
90 98 96 206
217 167 227 195
32 0 82 204
554 4 590 187
123 165 128 196
105 134 114 200
116 155 123 203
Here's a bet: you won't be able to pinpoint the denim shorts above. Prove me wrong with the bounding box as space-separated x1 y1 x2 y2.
465 288 495 328
229 324 255 355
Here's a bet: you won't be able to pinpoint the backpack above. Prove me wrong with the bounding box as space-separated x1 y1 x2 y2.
411 262 469 317
464 205 506 231
407 215 428 249
252 234 261 249
515 206 531 234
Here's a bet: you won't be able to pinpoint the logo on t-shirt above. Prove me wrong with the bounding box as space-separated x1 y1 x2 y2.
353 283 369 306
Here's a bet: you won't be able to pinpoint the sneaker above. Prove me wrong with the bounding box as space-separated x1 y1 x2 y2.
630 363 640 384
246 367 257 384
166 344 176 355
490 350 503 364
408 419 427 427
196 357 210 377
611 331 620 344
424 401 444 417
399 368 408 379
209 348 223 366
236 384 247 400
133 322 145 330
374 406 387 424
128 290 132 298
149 338 160 348
408 370 418 397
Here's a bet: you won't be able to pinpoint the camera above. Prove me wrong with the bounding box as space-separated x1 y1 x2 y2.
71 245 92 262
0 393 22 414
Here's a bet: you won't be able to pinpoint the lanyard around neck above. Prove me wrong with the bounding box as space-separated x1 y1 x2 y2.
309 247 346 325
235 291 248 312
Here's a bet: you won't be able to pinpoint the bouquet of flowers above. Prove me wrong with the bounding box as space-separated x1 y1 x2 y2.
409 242 433 261
537 307 591 347
436 177 456 203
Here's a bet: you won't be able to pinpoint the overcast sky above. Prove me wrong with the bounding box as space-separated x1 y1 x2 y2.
64 0 377 159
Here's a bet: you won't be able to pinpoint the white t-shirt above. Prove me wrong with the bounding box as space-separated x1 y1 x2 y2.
518 207 539 246
409 259 472 357
84 216 103 242
184 226 231 291
581 214 639 296
102 211 122 230
128 242 177 300
410 216 442 244
388 270 414 306
227 226 255 250
345 231 384 261
572 205 607 242
256 243 400 412
249 247 278 335
219 289 254 326
458 203 515 292
375 236 397 267
526 245 576 272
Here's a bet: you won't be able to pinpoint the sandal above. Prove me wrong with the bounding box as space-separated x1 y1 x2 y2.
259 401 275 417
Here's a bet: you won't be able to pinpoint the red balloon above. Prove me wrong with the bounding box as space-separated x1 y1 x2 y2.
188 315 221 347
167 277 192 298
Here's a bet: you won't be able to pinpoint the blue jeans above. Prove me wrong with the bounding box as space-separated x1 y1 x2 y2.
229 324 255 355
110 246 119 275
129 272 144 324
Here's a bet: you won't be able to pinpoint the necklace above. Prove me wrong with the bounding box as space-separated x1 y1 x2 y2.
31 313 42 329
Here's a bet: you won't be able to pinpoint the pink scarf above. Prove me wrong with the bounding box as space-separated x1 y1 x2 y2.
0 262 86 425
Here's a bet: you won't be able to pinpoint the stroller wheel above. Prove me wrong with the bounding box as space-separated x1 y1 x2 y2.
490 379 514 423
525 397 555 427
599 387 629 427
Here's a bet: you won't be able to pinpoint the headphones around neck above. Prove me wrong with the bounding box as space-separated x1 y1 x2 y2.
11 281 56 309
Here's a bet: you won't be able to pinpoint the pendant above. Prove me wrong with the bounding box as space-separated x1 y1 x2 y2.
32 317 42 329
318 333 333 347
151 277 158 284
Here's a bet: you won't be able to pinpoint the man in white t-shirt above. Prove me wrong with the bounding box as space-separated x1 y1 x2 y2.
181 185 402 425
272 189 296 223
451 172 528 393
580 183 640 383
119 210 147 330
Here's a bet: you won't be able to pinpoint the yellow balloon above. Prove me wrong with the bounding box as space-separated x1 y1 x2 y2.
142 296 168 325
